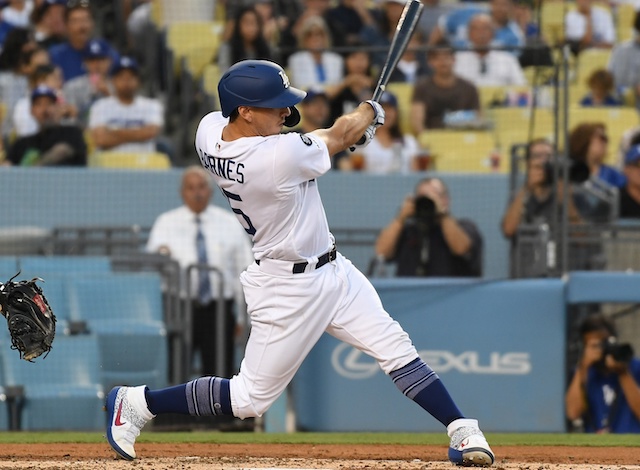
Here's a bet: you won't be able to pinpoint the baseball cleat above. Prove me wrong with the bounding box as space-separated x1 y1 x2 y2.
447 418 495 467
106 385 155 460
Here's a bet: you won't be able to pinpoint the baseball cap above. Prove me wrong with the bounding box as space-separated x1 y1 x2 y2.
83 38 110 60
302 88 327 104
110 56 139 76
624 144 640 166
31 85 57 104
379 91 398 108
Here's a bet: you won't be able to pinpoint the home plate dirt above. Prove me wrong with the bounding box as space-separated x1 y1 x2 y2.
1 444 640 469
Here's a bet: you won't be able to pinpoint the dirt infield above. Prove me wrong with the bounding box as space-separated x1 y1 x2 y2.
0 443 639 469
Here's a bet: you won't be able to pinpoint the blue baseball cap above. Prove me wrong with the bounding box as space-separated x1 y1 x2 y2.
624 144 640 166
31 85 57 104
83 39 111 60
379 91 398 108
110 56 139 76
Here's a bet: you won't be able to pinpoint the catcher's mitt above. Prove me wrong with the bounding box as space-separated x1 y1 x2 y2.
0 274 56 361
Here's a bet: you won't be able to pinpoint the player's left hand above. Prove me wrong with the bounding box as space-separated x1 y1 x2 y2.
350 124 376 152
365 100 385 128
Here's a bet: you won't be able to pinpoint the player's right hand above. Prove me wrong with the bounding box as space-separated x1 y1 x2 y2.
365 100 385 128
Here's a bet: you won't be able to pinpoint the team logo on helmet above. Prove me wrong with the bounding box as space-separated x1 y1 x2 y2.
279 70 290 89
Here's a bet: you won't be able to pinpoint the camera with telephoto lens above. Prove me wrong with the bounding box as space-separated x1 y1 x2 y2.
602 336 634 365
414 196 436 227
542 159 590 186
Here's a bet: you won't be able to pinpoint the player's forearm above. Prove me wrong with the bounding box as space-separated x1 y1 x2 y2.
619 371 640 421
314 102 375 156
440 216 472 256
565 368 588 420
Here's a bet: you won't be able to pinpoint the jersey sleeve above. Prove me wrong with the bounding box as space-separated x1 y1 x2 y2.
272 132 331 188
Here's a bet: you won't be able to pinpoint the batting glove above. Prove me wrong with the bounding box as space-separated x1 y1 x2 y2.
365 100 385 128
350 124 377 152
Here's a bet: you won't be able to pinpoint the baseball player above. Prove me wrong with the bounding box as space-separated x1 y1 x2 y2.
106 59 494 467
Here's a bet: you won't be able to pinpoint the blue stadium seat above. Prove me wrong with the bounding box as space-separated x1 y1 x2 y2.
66 273 168 390
0 335 104 430
0 256 18 279
17 256 111 279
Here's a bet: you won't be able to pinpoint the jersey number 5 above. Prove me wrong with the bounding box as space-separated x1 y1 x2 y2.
221 188 257 236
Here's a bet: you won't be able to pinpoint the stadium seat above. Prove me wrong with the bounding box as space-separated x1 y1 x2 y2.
166 21 224 79
568 107 640 163
386 82 414 136
66 273 168 390
0 335 104 430
541 1 573 45
17 256 111 278
418 130 499 173
88 151 172 170
575 49 612 85
617 3 636 43
478 85 532 109
491 107 555 162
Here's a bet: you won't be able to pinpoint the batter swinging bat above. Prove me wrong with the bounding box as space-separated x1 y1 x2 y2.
355 0 424 145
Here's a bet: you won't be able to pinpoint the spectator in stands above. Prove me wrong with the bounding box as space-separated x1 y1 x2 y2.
388 30 429 84
217 6 273 73
31 0 67 49
63 38 113 129
453 14 526 87
360 0 413 68
564 0 615 55
325 45 373 123
347 91 420 173
429 0 524 53
325 0 377 48
48 0 117 82
1 0 33 28
619 144 640 218
376 177 483 277
147 166 253 378
13 64 76 137
608 10 640 110
88 56 163 155
566 314 640 433
569 122 626 189
294 88 332 134
287 15 343 91
581 69 622 107
417 0 456 44
0 27 37 138
411 39 480 133
284 0 338 58
6 85 86 166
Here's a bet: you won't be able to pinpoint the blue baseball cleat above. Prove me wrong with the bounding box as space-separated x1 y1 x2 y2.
106 386 155 460
447 418 495 467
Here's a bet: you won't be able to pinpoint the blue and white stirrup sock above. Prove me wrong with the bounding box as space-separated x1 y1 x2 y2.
145 377 233 416
390 358 463 426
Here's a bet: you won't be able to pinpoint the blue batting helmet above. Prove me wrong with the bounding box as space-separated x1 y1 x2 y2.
217 59 306 127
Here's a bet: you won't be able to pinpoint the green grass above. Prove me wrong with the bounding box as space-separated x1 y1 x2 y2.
0 432 637 447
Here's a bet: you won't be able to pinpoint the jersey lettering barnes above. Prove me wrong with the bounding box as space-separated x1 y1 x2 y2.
199 148 245 184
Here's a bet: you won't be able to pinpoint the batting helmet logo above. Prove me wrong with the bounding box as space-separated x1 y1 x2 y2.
217 59 306 127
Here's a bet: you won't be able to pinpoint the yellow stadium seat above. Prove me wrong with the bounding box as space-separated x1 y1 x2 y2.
575 48 612 85
386 82 414 136
541 1 573 45
568 107 640 163
418 130 499 173
491 107 556 158
617 3 636 43
478 85 534 109
202 63 221 96
166 21 224 78
89 152 172 170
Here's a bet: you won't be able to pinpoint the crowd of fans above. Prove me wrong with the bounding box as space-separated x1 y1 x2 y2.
0 0 639 221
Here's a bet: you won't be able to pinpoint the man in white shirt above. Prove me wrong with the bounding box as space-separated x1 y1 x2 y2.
565 0 615 52
88 56 164 154
146 166 253 378
453 14 527 87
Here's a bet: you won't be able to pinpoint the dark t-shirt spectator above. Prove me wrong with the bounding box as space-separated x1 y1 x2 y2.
8 125 87 166
329 86 362 126
412 76 480 129
619 186 640 218
393 219 482 277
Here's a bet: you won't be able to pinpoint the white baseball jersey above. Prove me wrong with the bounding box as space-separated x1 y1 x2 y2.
195 111 334 262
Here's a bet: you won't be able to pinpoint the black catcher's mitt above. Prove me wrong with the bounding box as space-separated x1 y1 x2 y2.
0 274 56 361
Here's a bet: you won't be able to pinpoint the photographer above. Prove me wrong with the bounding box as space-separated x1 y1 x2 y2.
375 177 483 277
565 314 640 433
